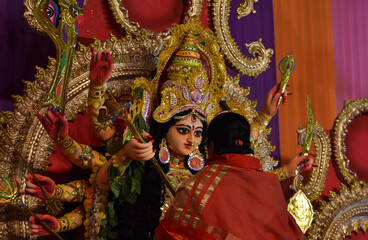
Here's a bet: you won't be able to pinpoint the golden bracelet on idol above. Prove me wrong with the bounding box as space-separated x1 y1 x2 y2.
88 85 105 110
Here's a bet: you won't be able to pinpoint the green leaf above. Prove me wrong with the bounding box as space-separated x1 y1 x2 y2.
109 215 118 227
133 167 144 180
136 114 149 132
131 178 141 195
107 230 118 239
133 87 143 99
111 181 120 198
107 201 115 218
108 165 119 179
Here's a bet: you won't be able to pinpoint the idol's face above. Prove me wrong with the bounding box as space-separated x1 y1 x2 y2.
166 114 203 157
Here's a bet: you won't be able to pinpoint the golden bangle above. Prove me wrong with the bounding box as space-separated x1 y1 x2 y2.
54 185 63 200
57 212 79 232
55 181 89 202
57 216 70 232
256 112 270 127
88 85 105 110
269 167 289 182
58 135 77 155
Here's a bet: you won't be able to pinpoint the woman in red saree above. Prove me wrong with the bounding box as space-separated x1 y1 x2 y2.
155 112 311 240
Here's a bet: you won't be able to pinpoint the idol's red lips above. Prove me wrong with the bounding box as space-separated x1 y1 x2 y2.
184 144 193 149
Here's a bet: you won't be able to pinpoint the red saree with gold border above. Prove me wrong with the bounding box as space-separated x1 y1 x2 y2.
155 154 304 240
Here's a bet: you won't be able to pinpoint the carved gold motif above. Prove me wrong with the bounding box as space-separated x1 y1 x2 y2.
23 0 45 34
308 183 368 239
287 190 314 233
332 97 368 184
211 0 274 77
108 0 203 38
0 33 162 238
294 123 331 201
237 0 259 19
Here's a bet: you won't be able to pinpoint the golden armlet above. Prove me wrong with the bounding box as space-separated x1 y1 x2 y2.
251 112 271 134
88 85 105 110
54 181 89 202
269 167 289 182
57 209 82 232
58 135 77 155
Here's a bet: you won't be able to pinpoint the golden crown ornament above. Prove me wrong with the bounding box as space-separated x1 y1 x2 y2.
153 32 223 123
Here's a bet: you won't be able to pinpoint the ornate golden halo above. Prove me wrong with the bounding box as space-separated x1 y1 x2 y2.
211 0 274 77
332 97 368 185
307 183 368 240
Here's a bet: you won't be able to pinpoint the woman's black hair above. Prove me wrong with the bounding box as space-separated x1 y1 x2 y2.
117 109 207 240
208 112 253 155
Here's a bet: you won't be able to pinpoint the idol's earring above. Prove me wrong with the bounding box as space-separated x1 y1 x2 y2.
158 138 170 164
187 146 205 171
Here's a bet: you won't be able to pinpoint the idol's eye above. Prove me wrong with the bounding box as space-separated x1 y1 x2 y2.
46 1 59 27
176 127 190 135
72 7 80 15
194 130 202 138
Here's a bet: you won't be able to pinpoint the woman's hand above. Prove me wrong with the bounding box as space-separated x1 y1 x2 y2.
123 132 155 161
25 174 55 199
284 152 316 177
89 47 113 87
29 214 59 236
36 108 68 142
261 84 290 119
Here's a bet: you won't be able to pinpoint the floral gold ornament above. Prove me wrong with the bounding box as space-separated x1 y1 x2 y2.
237 0 259 19
212 0 273 77
287 190 314 233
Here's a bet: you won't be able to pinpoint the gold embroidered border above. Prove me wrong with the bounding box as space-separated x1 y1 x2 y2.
182 166 220 224
192 165 229 228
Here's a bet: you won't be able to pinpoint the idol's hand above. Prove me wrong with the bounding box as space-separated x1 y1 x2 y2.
36 108 68 142
25 174 55 199
89 47 113 87
123 132 155 161
261 84 290 119
29 214 59 236
284 151 316 177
